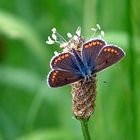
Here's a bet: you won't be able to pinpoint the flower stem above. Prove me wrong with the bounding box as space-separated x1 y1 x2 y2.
80 120 91 140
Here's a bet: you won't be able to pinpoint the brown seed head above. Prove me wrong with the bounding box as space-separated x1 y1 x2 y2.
71 75 97 121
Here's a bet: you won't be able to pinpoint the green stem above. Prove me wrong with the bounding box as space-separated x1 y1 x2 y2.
127 0 137 139
80 120 91 140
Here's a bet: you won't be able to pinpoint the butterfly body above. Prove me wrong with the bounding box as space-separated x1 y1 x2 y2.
71 48 92 78
47 39 125 88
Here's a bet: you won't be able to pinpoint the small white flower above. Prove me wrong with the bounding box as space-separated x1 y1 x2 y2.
76 26 81 36
91 28 96 31
73 35 78 41
70 42 76 49
46 40 54 44
60 42 68 48
96 24 101 30
63 48 69 53
67 32 73 38
52 33 57 41
101 31 105 36
54 51 59 55
52 28 56 33
46 36 55 44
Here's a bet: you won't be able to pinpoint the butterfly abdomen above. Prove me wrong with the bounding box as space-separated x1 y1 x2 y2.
72 48 91 77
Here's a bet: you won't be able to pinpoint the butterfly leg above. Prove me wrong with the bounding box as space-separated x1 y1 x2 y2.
83 74 92 84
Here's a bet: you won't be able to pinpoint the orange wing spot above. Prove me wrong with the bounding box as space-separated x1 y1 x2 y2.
52 76 56 79
114 50 118 53
61 55 65 59
57 57 61 61
100 42 102 45
54 59 58 63
52 79 55 82
117 52 119 55
89 43 92 47
65 54 69 57
111 49 114 52
85 45 89 48
104 48 107 52
93 42 96 46
53 72 57 76
96 41 100 45
107 48 111 52
55 71 58 73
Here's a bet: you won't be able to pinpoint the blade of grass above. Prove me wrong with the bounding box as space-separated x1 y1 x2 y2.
126 0 137 139
0 11 48 68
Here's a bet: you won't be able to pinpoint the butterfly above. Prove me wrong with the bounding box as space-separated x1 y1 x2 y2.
47 38 125 87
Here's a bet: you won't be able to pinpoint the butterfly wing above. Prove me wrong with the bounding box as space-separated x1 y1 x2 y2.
47 69 82 87
50 52 79 73
82 39 106 70
94 45 125 73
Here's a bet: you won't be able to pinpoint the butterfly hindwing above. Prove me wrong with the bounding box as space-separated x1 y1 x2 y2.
82 39 106 70
94 45 125 73
48 69 82 87
51 52 79 73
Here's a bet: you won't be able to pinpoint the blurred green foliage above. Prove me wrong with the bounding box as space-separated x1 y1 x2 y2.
0 0 140 140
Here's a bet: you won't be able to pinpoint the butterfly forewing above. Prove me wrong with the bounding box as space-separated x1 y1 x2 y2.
82 39 106 70
48 69 82 87
94 45 125 73
51 52 79 73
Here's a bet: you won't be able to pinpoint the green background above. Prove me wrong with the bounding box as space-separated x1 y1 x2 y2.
0 0 139 140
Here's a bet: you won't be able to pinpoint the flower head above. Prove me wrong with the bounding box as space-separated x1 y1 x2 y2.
46 36 55 44
76 26 81 36
52 28 56 33
96 24 101 30
90 24 105 39
101 31 105 37
52 33 57 41
46 26 85 52
67 32 73 38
